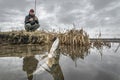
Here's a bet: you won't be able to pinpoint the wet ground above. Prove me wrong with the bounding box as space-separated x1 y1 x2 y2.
0 42 120 80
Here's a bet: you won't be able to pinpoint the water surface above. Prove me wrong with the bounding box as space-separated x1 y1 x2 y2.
0 43 120 80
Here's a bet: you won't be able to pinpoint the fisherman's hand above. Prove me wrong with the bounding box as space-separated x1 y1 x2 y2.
29 18 33 21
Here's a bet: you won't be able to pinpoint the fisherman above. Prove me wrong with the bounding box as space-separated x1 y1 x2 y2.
24 9 40 32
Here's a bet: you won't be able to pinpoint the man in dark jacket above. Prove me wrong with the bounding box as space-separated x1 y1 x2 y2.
25 9 40 32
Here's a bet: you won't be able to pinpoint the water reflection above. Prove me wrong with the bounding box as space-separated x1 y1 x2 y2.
60 45 90 60
22 44 90 80
23 55 38 80
0 41 120 80
34 38 64 80
42 49 64 80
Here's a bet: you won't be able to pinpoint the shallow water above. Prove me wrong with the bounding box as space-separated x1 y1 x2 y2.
0 43 120 80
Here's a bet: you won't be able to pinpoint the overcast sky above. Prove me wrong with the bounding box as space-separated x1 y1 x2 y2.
0 0 120 37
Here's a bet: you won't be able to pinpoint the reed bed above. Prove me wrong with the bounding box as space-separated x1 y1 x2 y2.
0 29 90 46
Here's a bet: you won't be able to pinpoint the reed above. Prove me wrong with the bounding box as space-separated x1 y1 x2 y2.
0 29 90 46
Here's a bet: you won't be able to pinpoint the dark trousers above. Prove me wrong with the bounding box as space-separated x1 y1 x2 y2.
25 23 40 32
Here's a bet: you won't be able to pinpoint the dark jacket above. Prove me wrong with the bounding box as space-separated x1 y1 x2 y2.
25 14 39 25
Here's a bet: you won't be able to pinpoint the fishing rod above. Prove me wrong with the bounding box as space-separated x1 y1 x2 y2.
34 0 36 14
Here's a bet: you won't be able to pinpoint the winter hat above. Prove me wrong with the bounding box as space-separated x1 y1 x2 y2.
29 9 34 12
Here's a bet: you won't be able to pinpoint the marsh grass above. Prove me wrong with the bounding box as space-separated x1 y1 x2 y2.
0 29 90 46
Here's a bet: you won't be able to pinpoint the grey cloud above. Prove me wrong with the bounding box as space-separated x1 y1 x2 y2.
90 0 116 10
0 0 31 10
0 0 31 22
0 0 120 37
82 0 120 28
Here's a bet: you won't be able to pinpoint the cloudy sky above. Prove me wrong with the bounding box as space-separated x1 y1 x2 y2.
0 0 120 38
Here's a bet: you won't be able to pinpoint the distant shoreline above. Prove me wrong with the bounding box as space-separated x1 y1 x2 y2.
90 38 120 43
